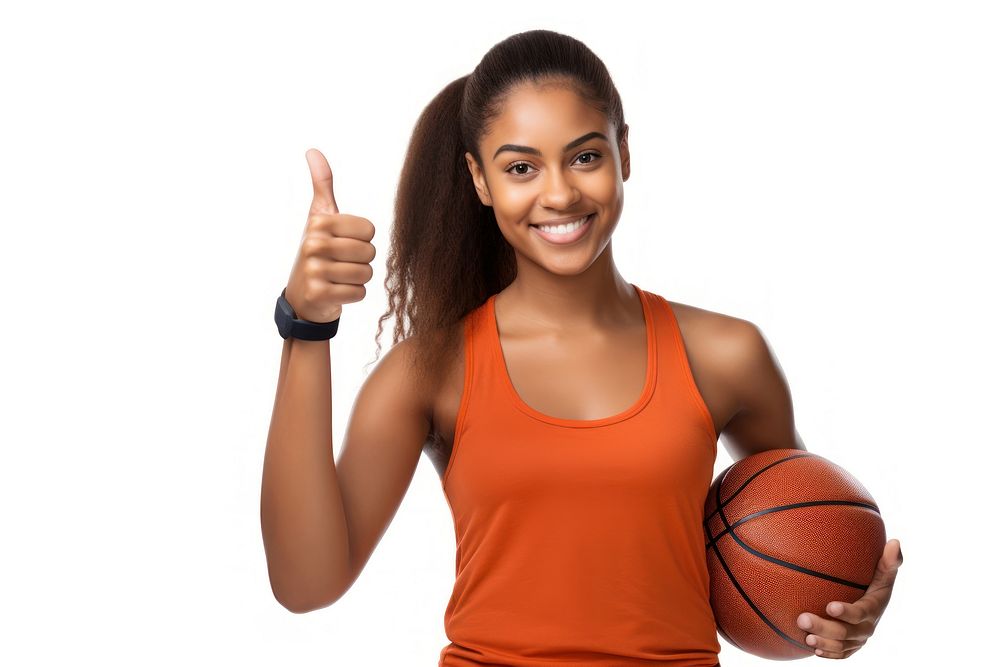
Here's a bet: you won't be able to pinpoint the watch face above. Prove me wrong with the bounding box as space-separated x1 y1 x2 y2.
275 294 295 338
279 293 296 319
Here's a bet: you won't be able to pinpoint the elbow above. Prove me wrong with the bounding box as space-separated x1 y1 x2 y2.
278 598 314 615
273 586 343 614
265 557 351 613
273 589 311 614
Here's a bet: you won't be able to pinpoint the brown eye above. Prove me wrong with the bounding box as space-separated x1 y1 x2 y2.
504 151 602 176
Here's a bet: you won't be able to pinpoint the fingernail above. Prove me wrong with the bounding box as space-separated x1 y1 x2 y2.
830 603 843 615
799 614 812 629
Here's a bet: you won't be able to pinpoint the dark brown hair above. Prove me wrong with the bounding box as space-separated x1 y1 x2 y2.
366 29 627 401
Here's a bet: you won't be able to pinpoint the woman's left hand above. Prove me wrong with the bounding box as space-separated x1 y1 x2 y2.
796 538 903 659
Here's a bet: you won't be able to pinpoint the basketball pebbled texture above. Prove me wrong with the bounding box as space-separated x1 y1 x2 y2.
703 448 886 660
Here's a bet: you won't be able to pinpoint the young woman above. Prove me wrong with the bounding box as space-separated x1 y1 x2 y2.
261 29 902 666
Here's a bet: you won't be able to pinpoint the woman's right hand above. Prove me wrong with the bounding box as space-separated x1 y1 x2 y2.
284 148 376 324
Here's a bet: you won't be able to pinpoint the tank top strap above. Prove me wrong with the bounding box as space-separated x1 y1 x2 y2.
440 295 510 490
644 289 719 445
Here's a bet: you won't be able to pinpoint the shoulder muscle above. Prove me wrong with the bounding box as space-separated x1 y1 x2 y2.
715 318 807 460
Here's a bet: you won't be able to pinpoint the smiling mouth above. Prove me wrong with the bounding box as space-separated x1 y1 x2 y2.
528 213 595 245
529 213 593 232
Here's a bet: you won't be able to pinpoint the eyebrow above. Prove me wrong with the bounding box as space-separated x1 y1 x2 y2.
492 131 609 161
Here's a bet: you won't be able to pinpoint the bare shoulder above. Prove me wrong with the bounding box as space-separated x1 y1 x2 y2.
366 334 436 423
377 326 467 433
666 298 803 456
666 298 764 363
663 298 771 436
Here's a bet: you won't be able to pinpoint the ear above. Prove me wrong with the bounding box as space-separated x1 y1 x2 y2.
465 152 493 206
619 123 631 182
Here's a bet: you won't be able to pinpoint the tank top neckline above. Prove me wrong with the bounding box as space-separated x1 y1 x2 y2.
485 282 658 428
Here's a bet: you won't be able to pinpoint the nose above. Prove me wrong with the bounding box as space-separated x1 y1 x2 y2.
537 168 580 211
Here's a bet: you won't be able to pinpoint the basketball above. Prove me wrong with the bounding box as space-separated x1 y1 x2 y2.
703 448 886 660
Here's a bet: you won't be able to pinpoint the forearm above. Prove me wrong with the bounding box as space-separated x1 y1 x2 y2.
260 336 350 612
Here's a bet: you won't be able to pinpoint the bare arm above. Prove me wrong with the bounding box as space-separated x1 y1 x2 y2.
261 147 434 613
260 334 432 613
714 318 808 460
260 336 345 613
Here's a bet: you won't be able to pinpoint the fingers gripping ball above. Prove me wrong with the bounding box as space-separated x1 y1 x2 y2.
703 449 886 660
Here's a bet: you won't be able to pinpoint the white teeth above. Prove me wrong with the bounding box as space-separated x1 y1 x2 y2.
535 215 589 234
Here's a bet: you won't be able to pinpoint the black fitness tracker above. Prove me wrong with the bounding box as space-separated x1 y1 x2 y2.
274 287 340 340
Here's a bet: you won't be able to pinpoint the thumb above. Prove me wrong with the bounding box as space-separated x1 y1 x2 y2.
872 539 903 584
889 538 903 568
305 148 339 215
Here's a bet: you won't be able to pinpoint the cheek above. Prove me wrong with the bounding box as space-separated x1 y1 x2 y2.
493 223 528 252
592 176 621 205
492 186 537 221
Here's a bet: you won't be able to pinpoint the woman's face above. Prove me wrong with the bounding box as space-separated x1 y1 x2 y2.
465 82 630 277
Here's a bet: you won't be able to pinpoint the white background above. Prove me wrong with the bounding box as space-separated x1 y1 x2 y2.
2 1 996 664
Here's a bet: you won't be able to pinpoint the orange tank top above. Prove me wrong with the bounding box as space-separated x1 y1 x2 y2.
439 284 722 667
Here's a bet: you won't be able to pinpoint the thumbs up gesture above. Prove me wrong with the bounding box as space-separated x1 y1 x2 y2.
284 148 376 324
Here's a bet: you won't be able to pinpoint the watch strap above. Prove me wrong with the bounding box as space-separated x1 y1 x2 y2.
274 287 340 340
